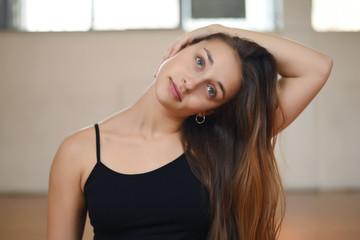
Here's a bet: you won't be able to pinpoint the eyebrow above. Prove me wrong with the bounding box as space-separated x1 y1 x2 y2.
217 81 226 99
204 48 214 65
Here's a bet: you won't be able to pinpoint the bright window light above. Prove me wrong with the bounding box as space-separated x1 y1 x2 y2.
93 0 180 30
18 0 279 32
21 0 92 31
312 0 360 32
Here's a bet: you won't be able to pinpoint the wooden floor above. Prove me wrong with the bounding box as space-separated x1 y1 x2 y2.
0 191 359 240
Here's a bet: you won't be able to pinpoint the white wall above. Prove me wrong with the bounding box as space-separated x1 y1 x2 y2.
0 0 359 192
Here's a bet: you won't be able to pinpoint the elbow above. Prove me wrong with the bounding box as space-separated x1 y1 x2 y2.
319 55 333 85
324 55 333 76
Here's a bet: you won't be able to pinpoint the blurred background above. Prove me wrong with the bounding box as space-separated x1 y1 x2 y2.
0 0 359 239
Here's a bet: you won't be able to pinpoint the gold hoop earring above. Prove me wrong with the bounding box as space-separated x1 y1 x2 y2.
195 114 205 124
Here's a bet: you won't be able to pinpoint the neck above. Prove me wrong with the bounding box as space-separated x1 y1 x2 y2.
125 82 185 139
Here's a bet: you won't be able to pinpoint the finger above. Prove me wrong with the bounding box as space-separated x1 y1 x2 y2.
162 45 177 63
162 37 191 62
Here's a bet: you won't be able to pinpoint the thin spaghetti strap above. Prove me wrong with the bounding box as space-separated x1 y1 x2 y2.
94 123 101 163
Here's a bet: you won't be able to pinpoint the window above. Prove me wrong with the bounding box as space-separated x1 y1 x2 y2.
312 0 360 32
21 0 92 31
93 0 179 30
182 0 281 31
1 0 280 32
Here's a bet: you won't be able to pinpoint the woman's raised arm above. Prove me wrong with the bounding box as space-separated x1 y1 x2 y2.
224 26 333 132
163 24 333 132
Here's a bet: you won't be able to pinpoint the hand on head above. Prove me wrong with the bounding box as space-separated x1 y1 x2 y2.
162 24 225 63
154 24 225 78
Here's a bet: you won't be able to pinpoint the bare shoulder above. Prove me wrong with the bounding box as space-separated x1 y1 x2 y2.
55 126 96 163
51 125 97 190
58 125 95 157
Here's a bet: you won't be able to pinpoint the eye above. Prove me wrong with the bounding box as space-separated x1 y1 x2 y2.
206 85 217 99
196 56 205 69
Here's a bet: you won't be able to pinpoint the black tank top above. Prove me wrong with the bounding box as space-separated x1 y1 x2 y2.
84 124 211 240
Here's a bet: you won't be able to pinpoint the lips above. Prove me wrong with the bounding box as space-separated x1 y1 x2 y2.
169 78 182 102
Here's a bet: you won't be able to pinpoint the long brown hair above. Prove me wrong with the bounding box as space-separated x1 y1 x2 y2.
181 33 285 240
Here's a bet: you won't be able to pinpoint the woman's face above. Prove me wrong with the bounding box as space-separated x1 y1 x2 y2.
155 38 242 119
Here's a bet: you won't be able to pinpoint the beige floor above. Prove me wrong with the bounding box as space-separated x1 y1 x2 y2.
0 191 359 240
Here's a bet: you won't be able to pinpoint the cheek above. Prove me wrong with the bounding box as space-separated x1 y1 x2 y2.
185 94 217 112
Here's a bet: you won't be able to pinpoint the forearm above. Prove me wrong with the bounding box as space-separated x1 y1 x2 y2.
221 25 332 80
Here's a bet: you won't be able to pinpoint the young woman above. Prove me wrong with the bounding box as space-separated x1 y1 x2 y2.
47 24 332 240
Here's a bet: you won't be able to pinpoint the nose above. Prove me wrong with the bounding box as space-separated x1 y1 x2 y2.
182 75 201 93
182 78 191 92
